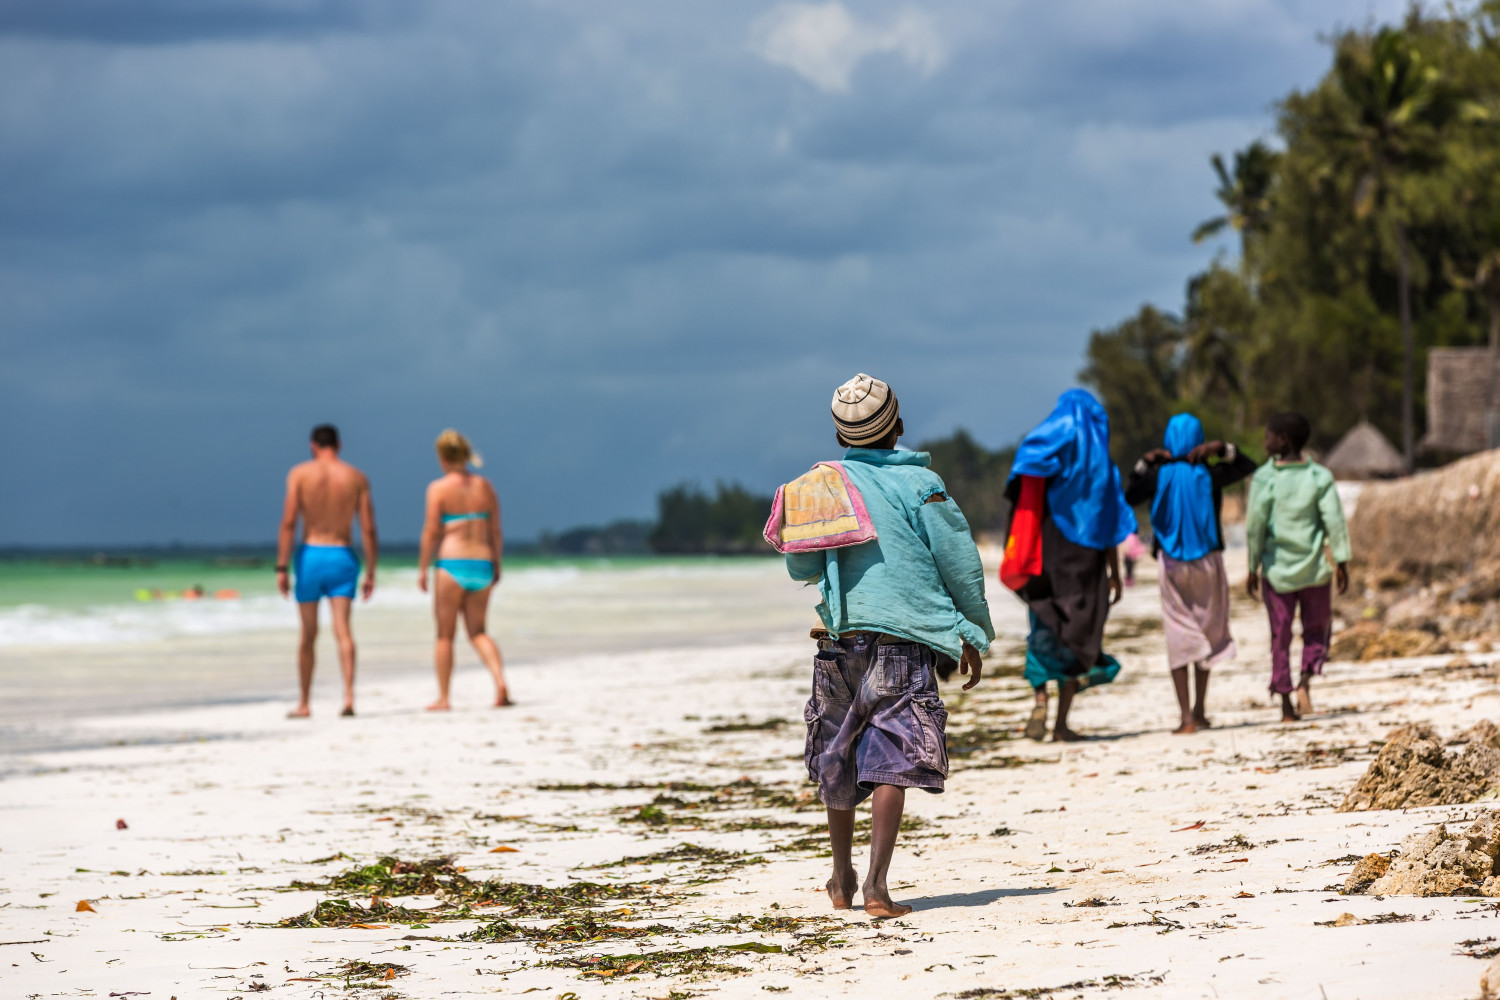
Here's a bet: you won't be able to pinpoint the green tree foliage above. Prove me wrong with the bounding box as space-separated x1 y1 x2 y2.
648 482 773 554
916 430 1016 535
1086 7 1500 467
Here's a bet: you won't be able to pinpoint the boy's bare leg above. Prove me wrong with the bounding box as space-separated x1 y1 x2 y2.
1193 664 1212 728
328 597 356 716
1280 691 1300 723
1025 686 1048 741
862 785 911 918
825 807 858 909
1053 679 1083 741
1170 666 1197 734
290 602 318 718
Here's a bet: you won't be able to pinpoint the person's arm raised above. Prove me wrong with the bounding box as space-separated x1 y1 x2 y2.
276 470 299 599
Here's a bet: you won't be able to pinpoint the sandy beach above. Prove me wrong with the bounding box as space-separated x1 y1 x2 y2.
2 553 1495 999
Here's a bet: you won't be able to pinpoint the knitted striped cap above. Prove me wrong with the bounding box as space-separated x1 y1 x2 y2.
831 373 899 446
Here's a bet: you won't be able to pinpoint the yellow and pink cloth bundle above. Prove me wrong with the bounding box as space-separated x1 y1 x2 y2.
762 461 877 553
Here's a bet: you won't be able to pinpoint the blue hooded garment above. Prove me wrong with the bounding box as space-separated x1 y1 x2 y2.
1151 413 1218 562
1009 389 1136 550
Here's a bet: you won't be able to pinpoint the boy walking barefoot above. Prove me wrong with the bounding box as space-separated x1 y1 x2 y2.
1246 412 1351 722
778 374 994 917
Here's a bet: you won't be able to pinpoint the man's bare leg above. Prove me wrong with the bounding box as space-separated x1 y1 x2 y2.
290 602 319 717
1025 686 1048 741
328 597 356 716
1053 679 1083 741
463 588 512 707
428 572 462 711
1193 664 1212 728
1170 665 1197 734
825 807 857 909
863 785 911 917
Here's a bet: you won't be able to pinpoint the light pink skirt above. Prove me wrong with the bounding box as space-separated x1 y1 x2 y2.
1159 550 1236 671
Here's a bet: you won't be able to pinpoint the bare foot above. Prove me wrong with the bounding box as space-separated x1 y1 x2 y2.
427 699 452 712
1193 713 1213 730
340 706 355 718
1280 712 1301 724
287 706 311 719
1296 687 1313 716
862 892 913 919
1052 726 1085 742
826 867 858 910
1172 720 1198 735
494 689 515 708
1024 705 1048 742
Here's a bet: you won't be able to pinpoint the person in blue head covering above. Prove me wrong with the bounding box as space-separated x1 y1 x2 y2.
1125 413 1256 733
1006 389 1137 742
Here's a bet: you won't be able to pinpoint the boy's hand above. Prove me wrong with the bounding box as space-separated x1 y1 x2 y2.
1246 571 1260 600
1142 448 1172 465
959 642 983 690
1335 562 1349 596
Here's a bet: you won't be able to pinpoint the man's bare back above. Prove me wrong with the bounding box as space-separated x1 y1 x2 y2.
287 458 369 546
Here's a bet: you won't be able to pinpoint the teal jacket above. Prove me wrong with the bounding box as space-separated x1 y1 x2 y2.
1246 459 1352 592
785 448 996 660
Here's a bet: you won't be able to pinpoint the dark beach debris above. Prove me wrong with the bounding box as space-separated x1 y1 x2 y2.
704 717 788 733
951 971 1167 998
1106 911 1185 933
1459 936 1500 959
1064 897 1119 908
771 815 934 855
290 855 463 896
328 959 409 987
549 777 823 814
1190 834 1276 856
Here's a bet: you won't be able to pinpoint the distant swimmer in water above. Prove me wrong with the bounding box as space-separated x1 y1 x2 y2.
418 429 510 711
276 424 379 719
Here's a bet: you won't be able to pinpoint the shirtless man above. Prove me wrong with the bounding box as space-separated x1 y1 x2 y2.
276 424 378 718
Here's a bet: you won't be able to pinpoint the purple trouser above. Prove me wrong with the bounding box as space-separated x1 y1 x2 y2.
1263 582 1331 694
803 633 949 810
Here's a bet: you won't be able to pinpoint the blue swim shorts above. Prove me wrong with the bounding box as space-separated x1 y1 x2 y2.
294 544 360 604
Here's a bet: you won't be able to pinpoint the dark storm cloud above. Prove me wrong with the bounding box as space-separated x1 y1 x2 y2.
0 0 1408 545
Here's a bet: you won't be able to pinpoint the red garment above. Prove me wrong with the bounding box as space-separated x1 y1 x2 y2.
1000 475 1045 591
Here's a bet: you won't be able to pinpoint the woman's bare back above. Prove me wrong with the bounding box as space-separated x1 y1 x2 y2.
429 472 499 560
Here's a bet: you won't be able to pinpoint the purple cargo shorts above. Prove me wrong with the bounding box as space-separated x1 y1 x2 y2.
802 632 950 810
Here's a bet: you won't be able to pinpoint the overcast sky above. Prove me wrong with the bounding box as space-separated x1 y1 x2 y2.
0 0 1409 546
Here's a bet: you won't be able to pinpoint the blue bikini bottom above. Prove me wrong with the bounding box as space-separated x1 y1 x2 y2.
436 559 495 592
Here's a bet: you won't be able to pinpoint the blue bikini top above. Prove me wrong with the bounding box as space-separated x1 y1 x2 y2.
441 511 489 524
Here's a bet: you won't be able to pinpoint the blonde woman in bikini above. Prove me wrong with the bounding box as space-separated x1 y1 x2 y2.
418 429 511 710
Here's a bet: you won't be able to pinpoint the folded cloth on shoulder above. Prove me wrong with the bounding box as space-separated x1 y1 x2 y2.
763 461 877 553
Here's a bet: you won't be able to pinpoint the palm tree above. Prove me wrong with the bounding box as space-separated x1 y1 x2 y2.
1191 141 1281 267
1314 27 1458 468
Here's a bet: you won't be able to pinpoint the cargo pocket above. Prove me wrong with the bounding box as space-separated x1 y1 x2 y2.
870 645 912 697
911 697 950 776
803 696 823 782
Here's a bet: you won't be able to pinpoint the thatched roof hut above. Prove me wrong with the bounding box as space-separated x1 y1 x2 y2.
1423 347 1500 454
1324 420 1406 480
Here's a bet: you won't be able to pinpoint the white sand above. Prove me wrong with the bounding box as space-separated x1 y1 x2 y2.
3 554 1496 999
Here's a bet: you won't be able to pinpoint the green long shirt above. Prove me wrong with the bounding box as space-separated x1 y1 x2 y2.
785 448 995 660
1245 459 1352 592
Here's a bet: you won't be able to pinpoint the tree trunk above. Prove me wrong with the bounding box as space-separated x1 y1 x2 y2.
1397 225 1415 470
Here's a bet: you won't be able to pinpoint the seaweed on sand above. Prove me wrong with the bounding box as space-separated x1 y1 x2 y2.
546 943 782 980
290 856 464 896
462 911 677 944
587 843 766 873
331 959 409 986
704 718 789 733
277 856 663 926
